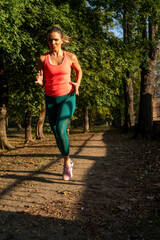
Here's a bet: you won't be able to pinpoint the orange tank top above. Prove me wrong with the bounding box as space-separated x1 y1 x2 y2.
44 51 74 97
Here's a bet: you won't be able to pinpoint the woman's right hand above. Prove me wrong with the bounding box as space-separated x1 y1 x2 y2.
35 70 44 86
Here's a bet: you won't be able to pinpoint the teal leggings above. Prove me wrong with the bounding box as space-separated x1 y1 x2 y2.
45 91 76 156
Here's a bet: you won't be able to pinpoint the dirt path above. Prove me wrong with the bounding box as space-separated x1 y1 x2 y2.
0 129 160 240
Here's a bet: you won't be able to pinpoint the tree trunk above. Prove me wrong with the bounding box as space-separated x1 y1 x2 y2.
122 9 135 132
83 106 89 133
123 72 135 131
0 68 14 150
137 21 159 138
36 104 46 139
25 110 33 143
16 121 22 131
0 107 15 149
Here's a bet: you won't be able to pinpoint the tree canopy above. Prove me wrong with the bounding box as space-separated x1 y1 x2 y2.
0 0 159 144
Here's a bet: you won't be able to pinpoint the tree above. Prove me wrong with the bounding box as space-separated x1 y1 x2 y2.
87 0 137 130
36 104 46 139
0 0 25 149
88 0 160 137
136 0 160 138
122 2 135 131
0 62 14 149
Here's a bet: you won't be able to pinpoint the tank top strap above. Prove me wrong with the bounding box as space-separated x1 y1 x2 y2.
64 51 72 66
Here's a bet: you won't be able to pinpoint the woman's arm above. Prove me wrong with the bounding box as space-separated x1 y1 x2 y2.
68 53 82 95
35 55 45 86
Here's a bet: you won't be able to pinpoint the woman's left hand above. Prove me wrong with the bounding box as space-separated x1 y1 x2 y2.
72 82 80 95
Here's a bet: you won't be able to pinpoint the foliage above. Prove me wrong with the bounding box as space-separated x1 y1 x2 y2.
1 0 159 130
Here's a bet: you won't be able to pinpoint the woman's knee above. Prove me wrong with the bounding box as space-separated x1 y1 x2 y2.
56 127 65 139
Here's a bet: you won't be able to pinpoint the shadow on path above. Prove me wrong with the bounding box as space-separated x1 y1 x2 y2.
0 129 160 240
75 129 160 240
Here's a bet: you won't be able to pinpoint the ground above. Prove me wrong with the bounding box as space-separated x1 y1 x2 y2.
0 127 160 240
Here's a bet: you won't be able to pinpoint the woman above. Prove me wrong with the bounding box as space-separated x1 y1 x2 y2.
35 26 82 180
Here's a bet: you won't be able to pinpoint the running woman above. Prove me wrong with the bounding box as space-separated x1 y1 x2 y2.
35 26 82 180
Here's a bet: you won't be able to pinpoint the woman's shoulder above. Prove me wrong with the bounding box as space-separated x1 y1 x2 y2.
65 51 78 63
37 53 49 69
39 54 45 63
38 52 50 65
65 51 76 58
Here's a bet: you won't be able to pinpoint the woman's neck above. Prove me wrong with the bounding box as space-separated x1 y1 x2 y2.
50 49 63 57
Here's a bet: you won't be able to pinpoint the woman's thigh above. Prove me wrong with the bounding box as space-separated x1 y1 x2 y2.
56 93 76 130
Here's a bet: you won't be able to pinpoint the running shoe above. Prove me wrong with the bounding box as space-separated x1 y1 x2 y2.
62 160 73 181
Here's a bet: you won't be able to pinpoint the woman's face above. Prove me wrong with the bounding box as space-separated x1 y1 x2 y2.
47 31 63 52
